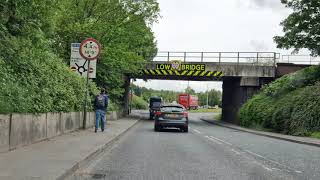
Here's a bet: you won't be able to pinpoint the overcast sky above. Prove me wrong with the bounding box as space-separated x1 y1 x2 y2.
134 0 295 93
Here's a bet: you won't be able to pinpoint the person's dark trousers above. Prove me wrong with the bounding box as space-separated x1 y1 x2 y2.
95 109 106 132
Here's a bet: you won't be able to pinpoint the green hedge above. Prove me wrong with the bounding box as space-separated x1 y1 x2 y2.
0 37 98 114
131 95 148 110
240 66 320 136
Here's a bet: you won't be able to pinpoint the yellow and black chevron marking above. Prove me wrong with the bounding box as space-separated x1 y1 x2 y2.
142 69 224 78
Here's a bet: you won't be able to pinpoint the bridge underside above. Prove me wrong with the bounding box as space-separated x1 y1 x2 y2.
135 75 223 81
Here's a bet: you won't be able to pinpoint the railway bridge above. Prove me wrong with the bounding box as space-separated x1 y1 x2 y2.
124 52 316 124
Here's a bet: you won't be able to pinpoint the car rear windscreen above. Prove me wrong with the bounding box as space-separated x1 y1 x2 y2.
161 106 184 112
151 102 161 108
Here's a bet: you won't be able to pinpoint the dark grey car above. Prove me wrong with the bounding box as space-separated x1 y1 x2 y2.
154 104 188 132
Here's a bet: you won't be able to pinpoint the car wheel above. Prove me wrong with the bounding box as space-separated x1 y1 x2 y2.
154 124 160 132
183 126 188 133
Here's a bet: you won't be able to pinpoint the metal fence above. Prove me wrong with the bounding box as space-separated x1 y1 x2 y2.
281 55 320 65
151 52 280 66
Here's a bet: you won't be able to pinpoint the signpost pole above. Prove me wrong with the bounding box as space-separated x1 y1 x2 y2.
83 60 90 129
79 38 101 130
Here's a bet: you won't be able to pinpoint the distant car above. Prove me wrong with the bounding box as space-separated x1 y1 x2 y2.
154 104 188 132
149 97 162 119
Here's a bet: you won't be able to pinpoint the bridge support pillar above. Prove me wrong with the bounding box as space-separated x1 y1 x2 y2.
221 77 261 124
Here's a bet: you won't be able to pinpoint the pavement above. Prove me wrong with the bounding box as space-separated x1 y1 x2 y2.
71 111 320 180
201 114 320 148
0 118 138 180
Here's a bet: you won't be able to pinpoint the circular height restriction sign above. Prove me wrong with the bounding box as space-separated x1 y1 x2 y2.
79 38 101 60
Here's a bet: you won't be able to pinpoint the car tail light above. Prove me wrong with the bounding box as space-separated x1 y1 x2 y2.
155 111 162 116
183 112 188 118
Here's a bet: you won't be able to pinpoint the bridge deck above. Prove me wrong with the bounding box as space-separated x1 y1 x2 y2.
136 61 275 81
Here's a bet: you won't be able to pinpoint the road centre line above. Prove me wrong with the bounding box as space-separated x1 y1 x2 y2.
209 136 233 146
252 161 273 172
245 150 265 159
231 149 241 155
192 128 202 134
205 136 222 145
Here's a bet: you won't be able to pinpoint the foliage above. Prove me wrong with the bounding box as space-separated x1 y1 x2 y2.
131 84 180 103
240 66 320 136
197 89 222 107
0 0 96 113
131 94 148 110
190 108 221 113
0 0 159 113
53 0 160 102
274 0 320 55
185 86 196 94
310 132 320 139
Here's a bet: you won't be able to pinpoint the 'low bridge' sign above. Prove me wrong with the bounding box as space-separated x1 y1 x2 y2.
140 60 224 81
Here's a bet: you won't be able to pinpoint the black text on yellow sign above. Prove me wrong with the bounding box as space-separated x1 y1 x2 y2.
156 64 206 71
142 69 224 80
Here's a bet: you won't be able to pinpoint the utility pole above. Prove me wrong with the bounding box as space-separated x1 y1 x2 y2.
206 84 209 108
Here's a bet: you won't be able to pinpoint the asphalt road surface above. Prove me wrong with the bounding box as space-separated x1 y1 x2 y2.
71 111 320 180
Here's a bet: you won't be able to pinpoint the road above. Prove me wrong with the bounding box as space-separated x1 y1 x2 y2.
71 111 320 180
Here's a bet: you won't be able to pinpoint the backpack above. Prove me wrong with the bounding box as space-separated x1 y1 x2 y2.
96 95 105 107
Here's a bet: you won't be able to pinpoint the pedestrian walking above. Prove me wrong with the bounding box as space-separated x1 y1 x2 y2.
94 88 108 133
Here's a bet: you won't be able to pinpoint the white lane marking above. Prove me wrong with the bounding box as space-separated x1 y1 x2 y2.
245 150 265 159
271 167 282 171
253 161 273 172
263 166 273 172
192 129 202 134
244 150 302 173
209 136 233 146
205 136 222 145
231 149 241 155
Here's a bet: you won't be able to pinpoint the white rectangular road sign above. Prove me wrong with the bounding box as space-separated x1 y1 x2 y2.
70 43 96 79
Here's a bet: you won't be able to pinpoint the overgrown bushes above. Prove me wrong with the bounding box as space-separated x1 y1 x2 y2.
0 37 98 113
131 95 148 110
0 0 159 114
240 66 320 136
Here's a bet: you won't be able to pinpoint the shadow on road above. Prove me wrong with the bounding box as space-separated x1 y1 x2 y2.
156 128 183 133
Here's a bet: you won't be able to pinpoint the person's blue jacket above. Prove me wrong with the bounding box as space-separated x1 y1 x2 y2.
94 94 108 111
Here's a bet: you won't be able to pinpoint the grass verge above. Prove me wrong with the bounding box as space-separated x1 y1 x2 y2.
190 108 222 113
310 132 320 139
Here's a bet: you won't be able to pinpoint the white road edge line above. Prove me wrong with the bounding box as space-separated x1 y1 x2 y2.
209 136 233 146
244 150 302 173
191 128 202 134
205 136 222 145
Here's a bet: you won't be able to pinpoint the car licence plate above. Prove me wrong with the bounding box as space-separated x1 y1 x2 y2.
166 114 178 119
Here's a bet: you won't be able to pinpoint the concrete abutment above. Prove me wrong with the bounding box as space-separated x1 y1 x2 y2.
221 77 273 124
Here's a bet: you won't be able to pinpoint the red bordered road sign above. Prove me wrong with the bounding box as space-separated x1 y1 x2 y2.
79 38 101 60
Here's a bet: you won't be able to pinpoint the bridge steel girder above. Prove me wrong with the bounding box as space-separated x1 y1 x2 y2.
135 61 276 80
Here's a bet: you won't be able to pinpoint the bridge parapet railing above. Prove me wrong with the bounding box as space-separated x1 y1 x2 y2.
152 52 280 66
281 55 320 65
